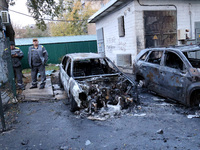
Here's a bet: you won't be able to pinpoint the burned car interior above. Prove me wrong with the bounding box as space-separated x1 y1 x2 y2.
165 52 184 70
147 51 163 64
73 58 118 77
184 50 200 68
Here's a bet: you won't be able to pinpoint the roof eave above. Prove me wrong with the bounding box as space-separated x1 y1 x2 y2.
88 0 127 23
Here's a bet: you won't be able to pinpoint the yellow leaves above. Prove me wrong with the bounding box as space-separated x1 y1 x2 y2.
49 0 98 36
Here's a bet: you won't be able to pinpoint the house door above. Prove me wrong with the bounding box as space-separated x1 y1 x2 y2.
144 11 177 48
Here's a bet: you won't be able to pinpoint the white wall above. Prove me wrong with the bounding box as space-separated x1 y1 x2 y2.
95 2 137 66
95 0 200 66
134 0 200 49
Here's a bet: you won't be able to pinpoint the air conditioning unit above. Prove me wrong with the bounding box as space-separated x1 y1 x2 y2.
1 11 9 24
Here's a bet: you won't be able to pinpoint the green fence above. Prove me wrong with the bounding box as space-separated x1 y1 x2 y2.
17 41 97 69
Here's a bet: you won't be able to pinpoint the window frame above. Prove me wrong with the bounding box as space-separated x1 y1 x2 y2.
65 57 72 77
146 50 164 65
163 50 186 71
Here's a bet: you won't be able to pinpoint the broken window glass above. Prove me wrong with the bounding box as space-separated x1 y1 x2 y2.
147 51 163 64
165 52 184 70
184 50 200 68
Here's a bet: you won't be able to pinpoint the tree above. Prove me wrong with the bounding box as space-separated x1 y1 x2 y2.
13 23 50 38
26 0 65 30
49 0 97 36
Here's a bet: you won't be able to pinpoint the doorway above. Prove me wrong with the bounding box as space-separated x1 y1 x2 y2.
144 11 177 48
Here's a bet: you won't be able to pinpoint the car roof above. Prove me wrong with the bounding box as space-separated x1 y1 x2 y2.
169 45 200 52
145 45 200 52
136 45 200 61
64 53 105 60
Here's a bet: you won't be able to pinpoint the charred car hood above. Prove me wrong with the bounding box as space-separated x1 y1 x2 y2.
73 74 135 112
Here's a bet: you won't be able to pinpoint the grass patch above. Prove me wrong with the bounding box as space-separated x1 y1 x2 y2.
22 64 59 74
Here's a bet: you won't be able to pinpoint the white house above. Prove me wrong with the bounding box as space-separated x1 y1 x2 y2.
89 0 200 72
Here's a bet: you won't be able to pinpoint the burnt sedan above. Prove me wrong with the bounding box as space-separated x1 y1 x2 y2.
134 45 200 106
59 53 135 112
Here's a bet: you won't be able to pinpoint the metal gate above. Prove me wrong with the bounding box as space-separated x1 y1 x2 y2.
195 22 200 45
144 11 177 48
0 39 16 131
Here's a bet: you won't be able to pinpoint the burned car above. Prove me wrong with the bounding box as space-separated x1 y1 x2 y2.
59 53 135 112
134 45 200 106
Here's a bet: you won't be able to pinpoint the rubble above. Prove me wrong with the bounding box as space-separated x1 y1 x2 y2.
157 129 164 134
133 113 146 117
187 110 200 119
85 140 92 146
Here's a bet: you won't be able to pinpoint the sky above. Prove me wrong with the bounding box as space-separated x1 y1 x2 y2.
9 0 35 27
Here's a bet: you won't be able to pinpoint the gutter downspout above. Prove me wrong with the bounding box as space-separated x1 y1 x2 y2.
137 0 178 44
189 3 192 39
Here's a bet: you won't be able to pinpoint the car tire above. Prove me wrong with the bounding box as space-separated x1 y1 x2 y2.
190 90 200 106
70 93 78 112
58 73 63 89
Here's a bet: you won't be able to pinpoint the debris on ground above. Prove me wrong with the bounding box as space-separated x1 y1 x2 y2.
157 129 164 134
21 139 29 145
85 140 92 146
133 113 146 117
187 110 200 119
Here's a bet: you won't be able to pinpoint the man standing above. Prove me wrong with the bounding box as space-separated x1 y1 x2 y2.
28 38 48 89
6 41 25 90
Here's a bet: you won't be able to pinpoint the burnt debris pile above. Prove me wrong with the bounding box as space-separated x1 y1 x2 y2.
75 76 138 120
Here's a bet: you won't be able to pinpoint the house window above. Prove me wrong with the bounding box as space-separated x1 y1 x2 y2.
118 16 125 37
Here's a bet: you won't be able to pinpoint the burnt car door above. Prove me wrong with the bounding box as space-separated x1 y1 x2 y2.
159 50 188 102
140 50 164 93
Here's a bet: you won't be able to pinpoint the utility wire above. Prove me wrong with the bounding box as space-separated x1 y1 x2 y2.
0 4 90 22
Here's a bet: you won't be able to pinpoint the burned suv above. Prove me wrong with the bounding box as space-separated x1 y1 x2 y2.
134 45 200 106
59 53 135 112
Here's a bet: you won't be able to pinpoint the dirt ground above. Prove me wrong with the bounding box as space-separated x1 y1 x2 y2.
0 74 200 150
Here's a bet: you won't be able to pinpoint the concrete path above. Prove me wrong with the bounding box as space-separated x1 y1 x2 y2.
22 77 54 101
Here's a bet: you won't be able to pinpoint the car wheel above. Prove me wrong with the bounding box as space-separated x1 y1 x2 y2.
70 93 78 112
58 73 63 88
190 90 200 106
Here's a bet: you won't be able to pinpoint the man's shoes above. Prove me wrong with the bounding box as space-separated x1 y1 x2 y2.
21 87 25 90
39 85 45 89
30 85 37 89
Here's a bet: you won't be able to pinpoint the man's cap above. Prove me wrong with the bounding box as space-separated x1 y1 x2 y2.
33 38 38 41
10 41 15 45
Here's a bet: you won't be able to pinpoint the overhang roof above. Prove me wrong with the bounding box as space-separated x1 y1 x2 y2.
88 0 132 23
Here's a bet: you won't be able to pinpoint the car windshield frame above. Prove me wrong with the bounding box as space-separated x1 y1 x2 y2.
72 57 121 79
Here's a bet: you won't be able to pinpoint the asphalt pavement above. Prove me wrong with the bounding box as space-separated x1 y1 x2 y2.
0 73 200 150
